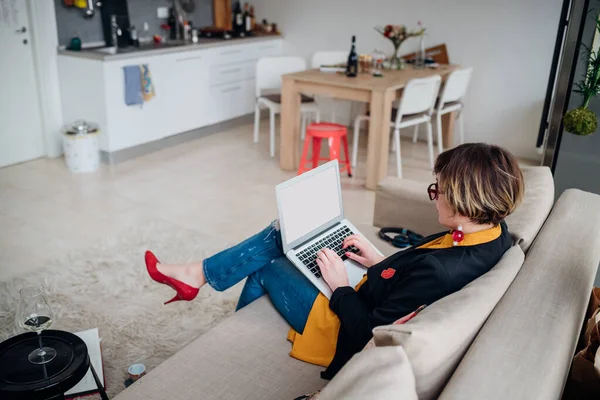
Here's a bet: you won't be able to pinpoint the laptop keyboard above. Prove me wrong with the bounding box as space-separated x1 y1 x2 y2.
295 226 359 279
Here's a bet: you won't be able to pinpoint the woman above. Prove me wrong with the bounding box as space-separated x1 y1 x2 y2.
145 143 524 379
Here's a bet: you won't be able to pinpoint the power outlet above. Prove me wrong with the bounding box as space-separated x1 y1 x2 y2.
157 7 169 19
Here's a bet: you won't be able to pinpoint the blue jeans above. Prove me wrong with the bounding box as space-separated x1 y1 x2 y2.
202 222 319 334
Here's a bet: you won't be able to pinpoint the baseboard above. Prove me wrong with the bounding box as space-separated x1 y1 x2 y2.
100 114 254 164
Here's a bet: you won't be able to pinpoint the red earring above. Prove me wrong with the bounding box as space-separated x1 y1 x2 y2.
452 225 464 246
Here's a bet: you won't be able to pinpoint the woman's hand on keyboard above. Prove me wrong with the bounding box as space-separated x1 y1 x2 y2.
343 235 385 268
316 249 350 292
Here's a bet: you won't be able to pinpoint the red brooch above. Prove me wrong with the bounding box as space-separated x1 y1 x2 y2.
381 268 396 279
452 225 464 246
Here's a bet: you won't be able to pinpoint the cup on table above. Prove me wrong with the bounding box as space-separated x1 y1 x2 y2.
359 54 373 74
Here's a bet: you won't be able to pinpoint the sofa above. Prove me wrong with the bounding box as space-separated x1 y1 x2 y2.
114 166 600 400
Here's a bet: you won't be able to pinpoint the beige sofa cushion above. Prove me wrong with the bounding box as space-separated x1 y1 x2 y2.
504 166 554 252
373 245 525 400
439 189 600 400
319 346 418 400
113 296 326 400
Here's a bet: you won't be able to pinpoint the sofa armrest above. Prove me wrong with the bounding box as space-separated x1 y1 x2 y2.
373 177 443 236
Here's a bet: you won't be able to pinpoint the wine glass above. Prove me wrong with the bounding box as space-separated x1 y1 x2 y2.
16 285 57 364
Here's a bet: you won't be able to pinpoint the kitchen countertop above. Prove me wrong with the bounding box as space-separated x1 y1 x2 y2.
57 35 282 61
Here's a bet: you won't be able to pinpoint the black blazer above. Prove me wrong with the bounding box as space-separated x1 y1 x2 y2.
321 222 512 380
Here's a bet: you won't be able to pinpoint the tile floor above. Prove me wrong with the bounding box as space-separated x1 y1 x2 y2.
0 122 535 281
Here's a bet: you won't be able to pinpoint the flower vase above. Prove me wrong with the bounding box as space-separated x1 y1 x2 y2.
388 44 405 70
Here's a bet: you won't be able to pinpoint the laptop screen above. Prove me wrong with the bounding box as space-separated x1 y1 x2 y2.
278 163 342 246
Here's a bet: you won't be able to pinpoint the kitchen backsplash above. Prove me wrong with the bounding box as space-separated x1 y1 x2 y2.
54 0 213 46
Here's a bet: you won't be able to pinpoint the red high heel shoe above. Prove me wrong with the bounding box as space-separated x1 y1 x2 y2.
145 251 199 305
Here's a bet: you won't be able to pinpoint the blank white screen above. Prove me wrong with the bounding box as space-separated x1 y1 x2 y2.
279 166 341 245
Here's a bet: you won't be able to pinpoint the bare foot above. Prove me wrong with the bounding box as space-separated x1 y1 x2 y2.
157 263 206 288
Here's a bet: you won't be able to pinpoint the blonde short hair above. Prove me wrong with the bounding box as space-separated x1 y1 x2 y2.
434 143 524 225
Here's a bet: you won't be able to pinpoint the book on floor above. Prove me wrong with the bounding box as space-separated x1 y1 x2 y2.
65 328 105 398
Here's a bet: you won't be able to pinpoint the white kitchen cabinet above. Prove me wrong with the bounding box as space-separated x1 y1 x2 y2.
168 50 211 136
103 53 176 151
210 62 249 87
212 44 250 65
209 79 255 125
206 40 283 125
252 41 283 59
58 38 282 154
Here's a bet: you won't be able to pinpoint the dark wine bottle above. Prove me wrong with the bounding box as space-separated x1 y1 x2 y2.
168 8 177 40
233 2 245 37
346 36 358 77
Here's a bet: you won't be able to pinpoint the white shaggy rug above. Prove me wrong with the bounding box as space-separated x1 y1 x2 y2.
0 220 243 398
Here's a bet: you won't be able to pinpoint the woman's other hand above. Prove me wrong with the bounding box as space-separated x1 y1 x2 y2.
316 249 350 292
343 235 385 268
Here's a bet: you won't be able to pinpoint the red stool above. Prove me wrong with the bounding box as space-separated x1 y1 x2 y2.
298 122 353 177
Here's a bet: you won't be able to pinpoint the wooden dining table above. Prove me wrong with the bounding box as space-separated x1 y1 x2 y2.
280 64 461 190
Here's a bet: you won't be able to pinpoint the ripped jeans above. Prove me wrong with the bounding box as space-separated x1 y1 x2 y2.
202 221 319 334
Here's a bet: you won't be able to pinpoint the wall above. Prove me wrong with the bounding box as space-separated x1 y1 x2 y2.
251 0 562 160
54 0 213 46
54 0 103 45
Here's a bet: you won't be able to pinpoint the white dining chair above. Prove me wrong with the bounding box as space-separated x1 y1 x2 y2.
413 67 473 153
253 57 321 157
311 51 348 70
352 75 442 177
310 51 349 129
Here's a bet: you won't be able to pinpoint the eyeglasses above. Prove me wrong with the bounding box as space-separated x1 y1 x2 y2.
427 182 444 201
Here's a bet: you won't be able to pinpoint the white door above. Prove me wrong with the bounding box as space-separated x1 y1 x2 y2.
0 0 44 168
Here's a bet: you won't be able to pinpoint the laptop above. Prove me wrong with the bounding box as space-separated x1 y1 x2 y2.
276 160 382 299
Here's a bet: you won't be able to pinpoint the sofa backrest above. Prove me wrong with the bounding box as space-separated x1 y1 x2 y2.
372 245 525 400
373 167 554 254
504 166 554 252
439 189 600 400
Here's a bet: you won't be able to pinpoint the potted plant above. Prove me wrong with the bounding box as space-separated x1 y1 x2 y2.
563 14 600 136
375 23 425 70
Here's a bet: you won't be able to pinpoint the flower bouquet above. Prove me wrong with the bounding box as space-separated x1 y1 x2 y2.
375 23 425 70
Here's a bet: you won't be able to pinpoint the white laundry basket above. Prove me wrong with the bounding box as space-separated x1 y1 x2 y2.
63 120 100 173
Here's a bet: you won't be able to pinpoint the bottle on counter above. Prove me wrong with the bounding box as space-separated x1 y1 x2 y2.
129 26 140 47
250 5 256 31
244 3 252 36
233 2 245 37
168 8 177 40
183 21 191 41
346 36 358 77
142 21 150 44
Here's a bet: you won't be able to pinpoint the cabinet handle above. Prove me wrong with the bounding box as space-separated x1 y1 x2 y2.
220 67 242 74
220 49 242 55
176 55 203 62
220 85 242 93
